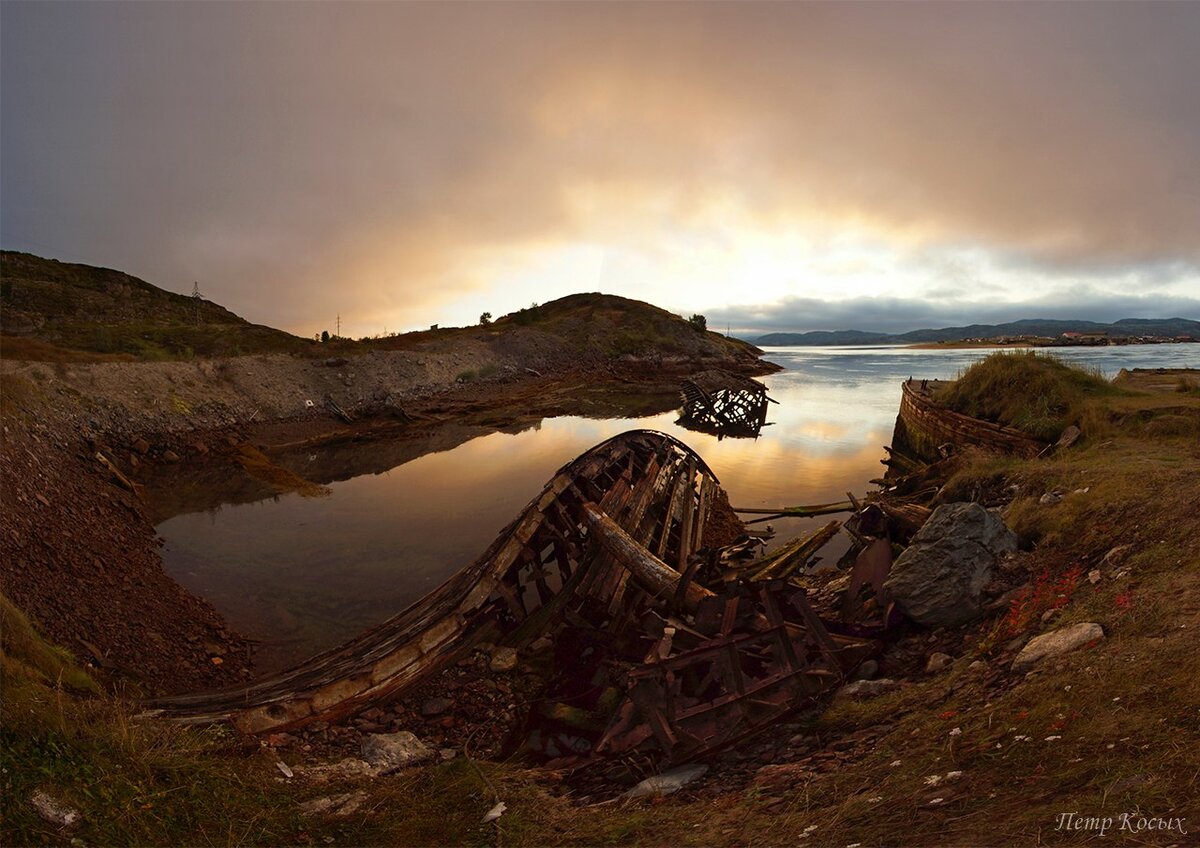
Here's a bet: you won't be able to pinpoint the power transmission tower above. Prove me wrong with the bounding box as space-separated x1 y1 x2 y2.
336 313 341 338
191 282 203 324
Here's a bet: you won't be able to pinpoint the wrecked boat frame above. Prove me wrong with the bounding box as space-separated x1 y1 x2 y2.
678 370 775 439
150 430 883 766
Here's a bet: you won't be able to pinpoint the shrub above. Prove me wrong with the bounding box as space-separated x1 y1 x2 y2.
512 304 543 326
688 314 707 332
977 565 1083 653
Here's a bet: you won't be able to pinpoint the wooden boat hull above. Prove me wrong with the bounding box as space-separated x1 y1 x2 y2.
147 430 724 734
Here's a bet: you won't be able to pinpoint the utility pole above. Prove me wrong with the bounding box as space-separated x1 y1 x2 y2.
336 313 341 338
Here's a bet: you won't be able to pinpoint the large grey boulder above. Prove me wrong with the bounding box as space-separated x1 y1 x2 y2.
884 503 1017 626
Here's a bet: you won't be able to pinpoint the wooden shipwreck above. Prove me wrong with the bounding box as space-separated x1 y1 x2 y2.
678 370 774 438
149 429 880 765
888 379 1046 468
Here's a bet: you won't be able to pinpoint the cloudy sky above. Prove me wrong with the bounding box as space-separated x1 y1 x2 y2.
2 2 1197 338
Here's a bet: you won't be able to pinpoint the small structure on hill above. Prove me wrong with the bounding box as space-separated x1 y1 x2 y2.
678 370 774 439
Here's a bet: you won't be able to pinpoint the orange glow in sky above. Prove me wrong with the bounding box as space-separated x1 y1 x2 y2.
2 3 1196 336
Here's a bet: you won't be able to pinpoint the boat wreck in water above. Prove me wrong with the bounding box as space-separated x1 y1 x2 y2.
889 379 1046 468
149 429 885 766
677 370 775 438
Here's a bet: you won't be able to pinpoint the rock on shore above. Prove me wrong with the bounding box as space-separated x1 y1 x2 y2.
884 502 1018 627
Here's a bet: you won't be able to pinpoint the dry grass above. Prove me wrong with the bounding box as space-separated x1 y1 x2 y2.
935 351 1119 440
0 335 135 363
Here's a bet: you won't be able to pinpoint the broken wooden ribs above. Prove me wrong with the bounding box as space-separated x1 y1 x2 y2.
149 429 885 767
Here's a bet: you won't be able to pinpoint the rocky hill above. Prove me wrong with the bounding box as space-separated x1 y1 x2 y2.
0 252 766 373
372 292 766 370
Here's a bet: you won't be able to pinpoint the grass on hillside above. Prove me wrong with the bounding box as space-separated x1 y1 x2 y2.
491 293 756 360
4 254 754 365
0 336 137 364
2 590 546 846
366 292 759 362
1 251 312 360
935 350 1120 440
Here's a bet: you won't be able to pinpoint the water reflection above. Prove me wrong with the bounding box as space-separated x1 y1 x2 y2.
156 344 1196 669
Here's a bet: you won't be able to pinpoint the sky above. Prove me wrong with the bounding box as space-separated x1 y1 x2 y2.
2 2 1198 339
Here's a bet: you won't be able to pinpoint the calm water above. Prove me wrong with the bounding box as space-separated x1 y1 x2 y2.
157 344 1197 669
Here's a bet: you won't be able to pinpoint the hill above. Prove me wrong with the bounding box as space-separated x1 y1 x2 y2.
0 251 310 359
756 317 1200 346
0 252 767 373
368 292 765 366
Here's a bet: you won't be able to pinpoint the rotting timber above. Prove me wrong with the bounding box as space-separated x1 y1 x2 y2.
889 379 1046 467
678 370 775 438
148 375 1063 767
149 429 879 766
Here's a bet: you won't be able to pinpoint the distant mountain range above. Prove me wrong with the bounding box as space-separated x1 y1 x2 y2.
754 317 1200 346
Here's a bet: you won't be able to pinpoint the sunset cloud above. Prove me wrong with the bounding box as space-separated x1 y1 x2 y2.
2 2 1197 336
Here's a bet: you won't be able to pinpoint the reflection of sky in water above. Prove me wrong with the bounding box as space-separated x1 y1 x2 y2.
158 344 1196 668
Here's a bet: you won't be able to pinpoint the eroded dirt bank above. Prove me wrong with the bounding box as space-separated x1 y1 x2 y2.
0 347 774 695
0 417 253 693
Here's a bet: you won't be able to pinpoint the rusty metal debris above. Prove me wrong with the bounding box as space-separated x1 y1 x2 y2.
677 370 775 439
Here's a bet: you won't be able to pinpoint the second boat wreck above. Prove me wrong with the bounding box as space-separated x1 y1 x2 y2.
149 429 901 768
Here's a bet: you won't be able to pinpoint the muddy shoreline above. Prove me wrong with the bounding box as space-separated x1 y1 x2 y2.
1 350 776 695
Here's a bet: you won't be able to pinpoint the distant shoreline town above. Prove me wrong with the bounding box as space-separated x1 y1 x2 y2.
753 317 1200 347
911 331 1197 350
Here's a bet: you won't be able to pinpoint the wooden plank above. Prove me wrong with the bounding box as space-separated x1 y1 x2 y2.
676 458 697 571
